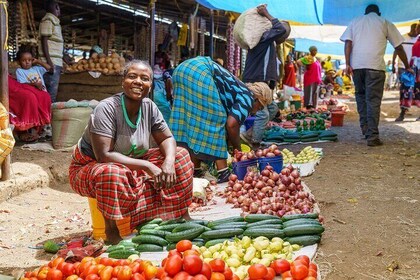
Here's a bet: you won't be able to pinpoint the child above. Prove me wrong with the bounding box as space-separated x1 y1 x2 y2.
15 50 52 141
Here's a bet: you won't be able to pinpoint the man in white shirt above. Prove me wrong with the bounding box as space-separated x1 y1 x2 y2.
340 4 413 146
392 23 419 121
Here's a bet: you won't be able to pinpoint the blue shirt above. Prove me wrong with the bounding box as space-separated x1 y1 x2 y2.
15 66 47 91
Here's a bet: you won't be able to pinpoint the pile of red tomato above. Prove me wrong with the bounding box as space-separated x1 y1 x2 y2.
269 256 318 280
161 240 238 280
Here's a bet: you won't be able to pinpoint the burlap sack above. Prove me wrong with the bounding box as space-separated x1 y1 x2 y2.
233 7 272 50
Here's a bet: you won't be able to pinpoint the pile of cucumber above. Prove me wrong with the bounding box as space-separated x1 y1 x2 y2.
107 213 325 257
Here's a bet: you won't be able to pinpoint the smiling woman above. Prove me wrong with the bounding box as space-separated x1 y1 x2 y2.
68 60 194 244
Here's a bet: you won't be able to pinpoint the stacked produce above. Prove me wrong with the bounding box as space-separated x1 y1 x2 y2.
232 144 282 163
269 256 319 280
319 130 338 141
223 165 316 217
292 147 321 164
282 148 295 164
66 53 125 75
190 182 214 211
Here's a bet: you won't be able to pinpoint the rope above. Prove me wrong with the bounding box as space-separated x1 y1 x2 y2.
0 1 8 50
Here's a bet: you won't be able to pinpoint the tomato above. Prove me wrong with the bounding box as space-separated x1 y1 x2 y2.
49 257 65 268
173 271 194 280
38 270 49 280
144 264 158 280
61 263 75 277
223 267 233 280
56 262 66 272
81 265 99 278
65 275 81 280
294 256 310 267
138 260 153 274
161 258 168 267
117 266 133 280
78 261 94 275
132 272 146 280
231 275 240 280
99 266 114 280
248 264 268 280
176 240 192 253
46 268 63 280
303 277 317 280
156 267 166 279
210 272 225 280
194 274 208 280
115 259 130 267
282 278 294 280
183 255 203 276
200 262 212 280
164 255 183 277
290 264 309 280
309 263 318 272
281 271 292 278
263 267 276 280
100 257 115 267
85 275 100 280
161 277 173 280
112 266 123 278
128 262 140 274
308 269 317 277
183 249 200 257
81 257 95 264
167 249 183 258
270 259 290 275
209 259 225 273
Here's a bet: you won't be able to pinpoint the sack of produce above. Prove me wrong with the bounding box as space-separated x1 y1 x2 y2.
233 7 272 50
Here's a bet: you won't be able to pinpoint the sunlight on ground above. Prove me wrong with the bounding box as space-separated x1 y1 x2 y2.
384 118 420 134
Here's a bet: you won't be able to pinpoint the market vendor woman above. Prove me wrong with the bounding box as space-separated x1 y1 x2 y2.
69 60 194 244
169 56 272 183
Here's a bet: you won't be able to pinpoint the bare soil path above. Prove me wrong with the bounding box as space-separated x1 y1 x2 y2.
0 93 419 279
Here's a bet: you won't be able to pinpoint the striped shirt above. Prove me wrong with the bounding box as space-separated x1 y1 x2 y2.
38 13 63 67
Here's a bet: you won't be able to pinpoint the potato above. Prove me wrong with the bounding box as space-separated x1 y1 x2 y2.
111 58 119 64
111 53 119 58
91 53 98 59
99 53 106 59
107 63 113 69
99 57 106 64
102 68 109 74
100 62 107 69
113 63 120 70
105 57 112 63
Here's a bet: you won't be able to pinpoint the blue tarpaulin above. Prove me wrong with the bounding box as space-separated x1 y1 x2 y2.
196 0 420 25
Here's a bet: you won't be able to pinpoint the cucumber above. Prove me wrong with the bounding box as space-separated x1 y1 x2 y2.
192 240 205 247
246 224 283 230
283 218 322 228
246 219 282 228
244 214 281 223
205 238 232 248
108 248 139 259
106 244 125 253
243 228 285 239
283 224 325 237
173 222 209 232
207 217 244 228
136 244 164 252
148 218 163 224
160 218 186 226
281 213 319 222
118 240 137 248
139 229 168 238
165 227 205 243
140 223 159 230
285 235 321 246
190 219 209 226
200 228 244 240
166 243 177 251
155 223 183 231
132 234 168 246
211 222 248 230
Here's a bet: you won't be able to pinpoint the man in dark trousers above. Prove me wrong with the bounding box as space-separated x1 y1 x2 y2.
241 4 290 144
340 4 413 146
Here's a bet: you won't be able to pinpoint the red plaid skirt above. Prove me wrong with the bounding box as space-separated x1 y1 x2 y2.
69 146 193 229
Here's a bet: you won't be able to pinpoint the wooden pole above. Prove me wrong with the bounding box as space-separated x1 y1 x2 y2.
209 9 214 59
149 0 156 68
0 0 11 181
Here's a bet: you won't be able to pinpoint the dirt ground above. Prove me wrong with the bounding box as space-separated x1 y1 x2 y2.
0 91 419 279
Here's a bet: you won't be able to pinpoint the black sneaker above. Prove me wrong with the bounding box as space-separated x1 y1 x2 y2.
367 139 383 147
217 169 231 184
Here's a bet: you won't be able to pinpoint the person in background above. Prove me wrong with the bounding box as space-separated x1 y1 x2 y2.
241 4 290 144
297 46 322 109
38 0 65 103
15 50 52 141
169 56 272 183
340 4 413 146
323 56 334 72
155 44 171 71
385 60 394 91
283 53 297 88
394 23 419 121
69 60 194 244
152 64 173 123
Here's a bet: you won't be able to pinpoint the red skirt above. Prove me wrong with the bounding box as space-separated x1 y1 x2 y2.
69 146 193 230
8 75 51 131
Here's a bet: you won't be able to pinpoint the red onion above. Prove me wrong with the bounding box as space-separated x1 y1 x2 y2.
261 187 272 194
249 202 259 213
273 149 282 156
237 196 245 204
233 183 242 192
261 170 270 177
291 170 300 178
257 191 266 200
244 176 253 184
229 174 238 181
256 150 263 157
255 181 265 189
270 172 280 182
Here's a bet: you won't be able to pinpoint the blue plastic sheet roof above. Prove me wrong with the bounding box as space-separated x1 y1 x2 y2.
196 0 420 25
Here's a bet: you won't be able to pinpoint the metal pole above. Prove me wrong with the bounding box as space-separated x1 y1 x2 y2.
209 9 214 59
149 0 156 67
0 1 11 181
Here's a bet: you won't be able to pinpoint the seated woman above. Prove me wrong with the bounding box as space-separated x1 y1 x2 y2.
69 60 194 244
8 75 51 142
169 56 271 183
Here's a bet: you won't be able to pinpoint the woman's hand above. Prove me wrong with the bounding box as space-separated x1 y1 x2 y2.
160 159 176 189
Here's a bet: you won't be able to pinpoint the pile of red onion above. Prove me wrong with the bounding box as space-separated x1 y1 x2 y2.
221 165 316 217
232 144 282 162
189 185 215 212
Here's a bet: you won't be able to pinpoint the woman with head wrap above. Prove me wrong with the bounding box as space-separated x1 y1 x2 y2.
169 56 271 183
297 46 322 109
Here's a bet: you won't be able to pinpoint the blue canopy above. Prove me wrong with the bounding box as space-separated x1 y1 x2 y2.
196 0 420 25
294 39 395 56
